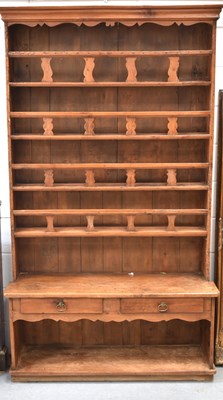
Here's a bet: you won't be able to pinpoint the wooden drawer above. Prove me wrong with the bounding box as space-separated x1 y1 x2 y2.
20 298 103 314
120 298 204 314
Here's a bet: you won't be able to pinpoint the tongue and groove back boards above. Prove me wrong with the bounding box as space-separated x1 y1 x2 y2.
10 22 209 276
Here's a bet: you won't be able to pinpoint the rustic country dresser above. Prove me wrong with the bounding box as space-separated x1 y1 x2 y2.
1 5 221 381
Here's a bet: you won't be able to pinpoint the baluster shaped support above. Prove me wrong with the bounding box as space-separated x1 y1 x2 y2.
126 117 136 135
126 169 136 186
84 118 95 135
44 169 54 187
168 57 179 82
167 117 178 135
41 57 53 82
126 57 137 82
46 215 54 232
43 118 54 136
167 215 176 231
167 169 177 186
86 215 95 231
127 215 136 231
85 170 95 186
83 57 95 82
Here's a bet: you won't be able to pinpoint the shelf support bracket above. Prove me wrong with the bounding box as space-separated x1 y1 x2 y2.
41 57 53 82
126 169 136 186
44 169 54 187
84 118 95 135
167 117 178 135
168 57 179 82
167 169 177 186
86 215 95 231
126 117 136 135
85 170 95 186
167 215 176 231
83 57 95 82
127 215 136 231
46 216 54 232
43 118 54 136
126 57 137 82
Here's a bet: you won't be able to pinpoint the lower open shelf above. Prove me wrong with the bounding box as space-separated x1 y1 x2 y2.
11 344 215 381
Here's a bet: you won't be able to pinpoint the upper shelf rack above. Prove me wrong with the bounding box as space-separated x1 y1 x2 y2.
13 208 207 238
8 50 212 86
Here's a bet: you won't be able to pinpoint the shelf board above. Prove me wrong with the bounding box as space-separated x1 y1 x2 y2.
12 183 209 192
4 273 219 298
13 208 207 216
9 81 211 87
10 134 210 141
10 111 211 119
14 226 207 238
12 162 209 170
8 50 213 58
11 344 215 381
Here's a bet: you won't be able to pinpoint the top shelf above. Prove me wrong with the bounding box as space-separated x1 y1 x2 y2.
8 50 213 58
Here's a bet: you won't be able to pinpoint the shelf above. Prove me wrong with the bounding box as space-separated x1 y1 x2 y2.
11 344 215 381
4 273 219 298
13 208 207 216
8 50 213 58
10 111 211 119
12 183 209 192
9 81 211 87
10 134 210 141
14 226 207 238
12 162 209 170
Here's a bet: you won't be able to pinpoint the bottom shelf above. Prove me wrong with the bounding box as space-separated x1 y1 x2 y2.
12 344 215 381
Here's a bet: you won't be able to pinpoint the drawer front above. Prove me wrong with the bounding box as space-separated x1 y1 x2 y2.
120 298 204 314
20 298 103 314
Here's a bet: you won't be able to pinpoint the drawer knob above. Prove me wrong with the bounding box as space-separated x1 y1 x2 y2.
56 300 66 312
158 302 168 313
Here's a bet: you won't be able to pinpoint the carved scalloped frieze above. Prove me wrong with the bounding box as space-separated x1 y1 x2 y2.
7 20 214 28
12 314 212 323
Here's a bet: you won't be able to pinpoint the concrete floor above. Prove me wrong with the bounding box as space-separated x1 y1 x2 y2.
0 370 223 400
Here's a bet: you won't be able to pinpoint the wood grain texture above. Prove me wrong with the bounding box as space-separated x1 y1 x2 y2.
4 273 219 299
10 345 215 379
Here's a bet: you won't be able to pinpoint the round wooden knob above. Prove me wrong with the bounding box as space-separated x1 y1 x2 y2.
56 300 66 312
158 302 168 313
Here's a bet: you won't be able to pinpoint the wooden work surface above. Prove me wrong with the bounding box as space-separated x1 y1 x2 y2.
5 273 219 299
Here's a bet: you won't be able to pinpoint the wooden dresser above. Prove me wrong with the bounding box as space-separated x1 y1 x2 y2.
1 5 220 381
